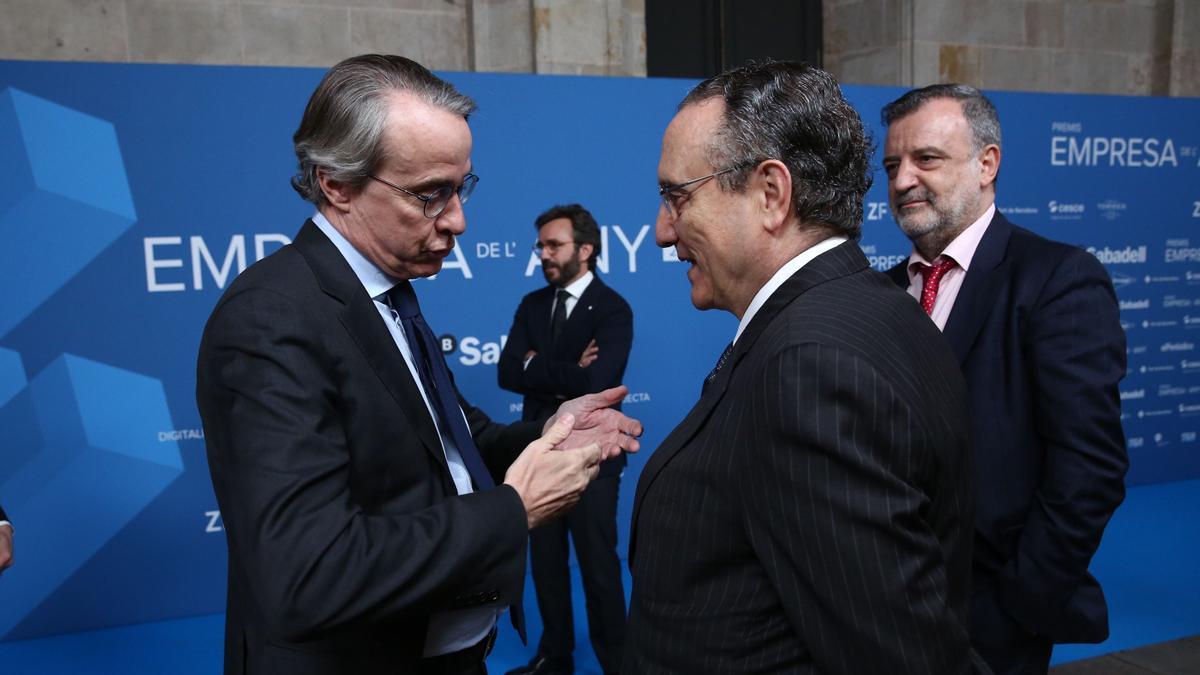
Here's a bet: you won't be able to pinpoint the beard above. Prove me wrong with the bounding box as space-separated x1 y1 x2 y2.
893 186 976 244
542 254 583 286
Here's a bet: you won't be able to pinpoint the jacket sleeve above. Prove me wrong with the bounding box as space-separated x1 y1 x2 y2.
497 295 537 395
997 248 1128 636
514 296 633 399
197 286 528 642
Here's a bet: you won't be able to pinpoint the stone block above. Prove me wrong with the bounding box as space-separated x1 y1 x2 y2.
473 0 534 72
621 7 647 76
534 0 610 72
0 0 128 62
1171 49 1200 97
825 0 888 56
350 9 469 71
1063 2 1160 54
838 46 901 86
978 45 1054 92
126 0 242 64
241 4 352 67
1051 49 1138 94
246 0 460 9
1024 1 1065 48
914 0 1025 47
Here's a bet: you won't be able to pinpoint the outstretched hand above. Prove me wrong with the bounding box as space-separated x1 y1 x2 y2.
546 385 643 461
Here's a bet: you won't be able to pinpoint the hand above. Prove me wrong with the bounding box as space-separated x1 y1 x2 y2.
546 386 643 461
0 523 12 574
524 350 537 361
505 414 603 528
578 339 599 368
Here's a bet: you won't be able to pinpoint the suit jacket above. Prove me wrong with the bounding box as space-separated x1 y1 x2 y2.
498 276 633 476
887 212 1128 645
197 220 541 675
626 242 976 674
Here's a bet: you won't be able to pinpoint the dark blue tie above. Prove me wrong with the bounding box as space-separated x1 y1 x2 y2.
387 282 527 640
387 281 495 491
702 341 734 395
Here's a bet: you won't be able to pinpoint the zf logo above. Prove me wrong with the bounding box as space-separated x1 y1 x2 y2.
1193 201 1200 218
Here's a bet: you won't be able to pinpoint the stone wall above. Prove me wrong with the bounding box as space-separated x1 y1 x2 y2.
824 0 1198 97
0 0 647 76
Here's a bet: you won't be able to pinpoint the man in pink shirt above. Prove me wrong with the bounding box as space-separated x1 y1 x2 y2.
882 84 1128 675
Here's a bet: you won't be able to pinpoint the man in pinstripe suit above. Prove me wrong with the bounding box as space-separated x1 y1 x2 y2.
625 61 982 674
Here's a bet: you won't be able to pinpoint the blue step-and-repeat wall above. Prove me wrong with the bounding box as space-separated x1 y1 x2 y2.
0 60 1197 641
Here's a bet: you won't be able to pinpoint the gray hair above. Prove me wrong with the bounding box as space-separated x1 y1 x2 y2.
291 54 477 205
881 83 1001 152
679 60 874 240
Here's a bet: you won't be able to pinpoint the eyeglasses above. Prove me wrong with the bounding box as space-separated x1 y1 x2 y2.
658 164 747 217
368 173 479 218
533 239 576 255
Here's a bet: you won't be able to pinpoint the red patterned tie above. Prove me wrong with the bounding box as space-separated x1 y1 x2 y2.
918 258 958 315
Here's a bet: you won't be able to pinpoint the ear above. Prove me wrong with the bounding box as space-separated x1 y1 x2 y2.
978 144 1001 190
317 167 358 214
577 242 595 265
756 159 793 234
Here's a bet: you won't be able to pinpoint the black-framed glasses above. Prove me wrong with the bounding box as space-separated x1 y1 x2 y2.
532 239 576 255
368 173 479 218
657 162 754 217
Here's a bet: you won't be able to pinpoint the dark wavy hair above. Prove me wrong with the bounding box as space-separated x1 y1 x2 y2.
534 203 602 271
881 83 1001 152
680 60 874 239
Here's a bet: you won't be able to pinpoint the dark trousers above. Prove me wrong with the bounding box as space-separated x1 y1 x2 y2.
529 475 625 674
972 585 1054 675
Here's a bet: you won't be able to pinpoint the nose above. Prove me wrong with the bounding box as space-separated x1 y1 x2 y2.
436 193 467 235
655 203 677 248
890 159 919 194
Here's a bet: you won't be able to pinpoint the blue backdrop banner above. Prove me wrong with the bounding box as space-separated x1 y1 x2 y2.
0 60 1197 641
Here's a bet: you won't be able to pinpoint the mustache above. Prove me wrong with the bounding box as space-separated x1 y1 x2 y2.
896 189 934 207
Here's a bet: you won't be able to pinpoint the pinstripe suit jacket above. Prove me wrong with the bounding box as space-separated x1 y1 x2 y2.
626 242 978 674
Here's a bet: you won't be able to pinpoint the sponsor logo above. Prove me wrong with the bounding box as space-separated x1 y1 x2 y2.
1129 345 1148 354
1185 315 1200 327
1181 359 1200 371
1119 299 1150 311
1109 271 1136 287
1137 408 1174 418
998 205 1039 216
1120 389 1146 400
158 428 204 442
1048 200 1086 219
865 202 889 221
1147 274 1182 283
1120 320 1135 331
1143 319 1180 328
1194 201 1200 218
1096 200 1127 221
1157 385 1187 397
1162 342 1196 352
1183 431 1198 442
1128 437 1144 448
1180 403 1200 415
441 334 508 366
1164 296 1193 309
1140 364 1177 373
1087 245 1147 264
1050 136 1178 167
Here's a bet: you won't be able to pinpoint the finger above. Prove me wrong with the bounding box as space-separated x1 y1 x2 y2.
590 385 628 407
541 412 575 446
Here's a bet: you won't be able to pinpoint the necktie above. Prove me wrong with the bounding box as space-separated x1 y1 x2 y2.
386 281 495 491
550 289 570 346
702 341 734 395
917 258 958 315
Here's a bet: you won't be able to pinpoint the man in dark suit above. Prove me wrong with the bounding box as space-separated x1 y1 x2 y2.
499 204 633 675
625 60 979 673
0 506 11 574
881 84 1127 675
196 54 641 675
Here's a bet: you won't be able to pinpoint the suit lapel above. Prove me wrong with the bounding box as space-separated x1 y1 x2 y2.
942 212 1012 364
557 276 603 353
292 221 448 472
629 241 870 558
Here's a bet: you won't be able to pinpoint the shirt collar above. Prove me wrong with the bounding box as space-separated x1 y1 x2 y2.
905 202 995 284
559 270 594 299
312 211 398 300
735 237 847 345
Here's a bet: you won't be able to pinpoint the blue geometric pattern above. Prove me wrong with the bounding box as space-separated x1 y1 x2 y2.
0 88 137 339
0 355 182 639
